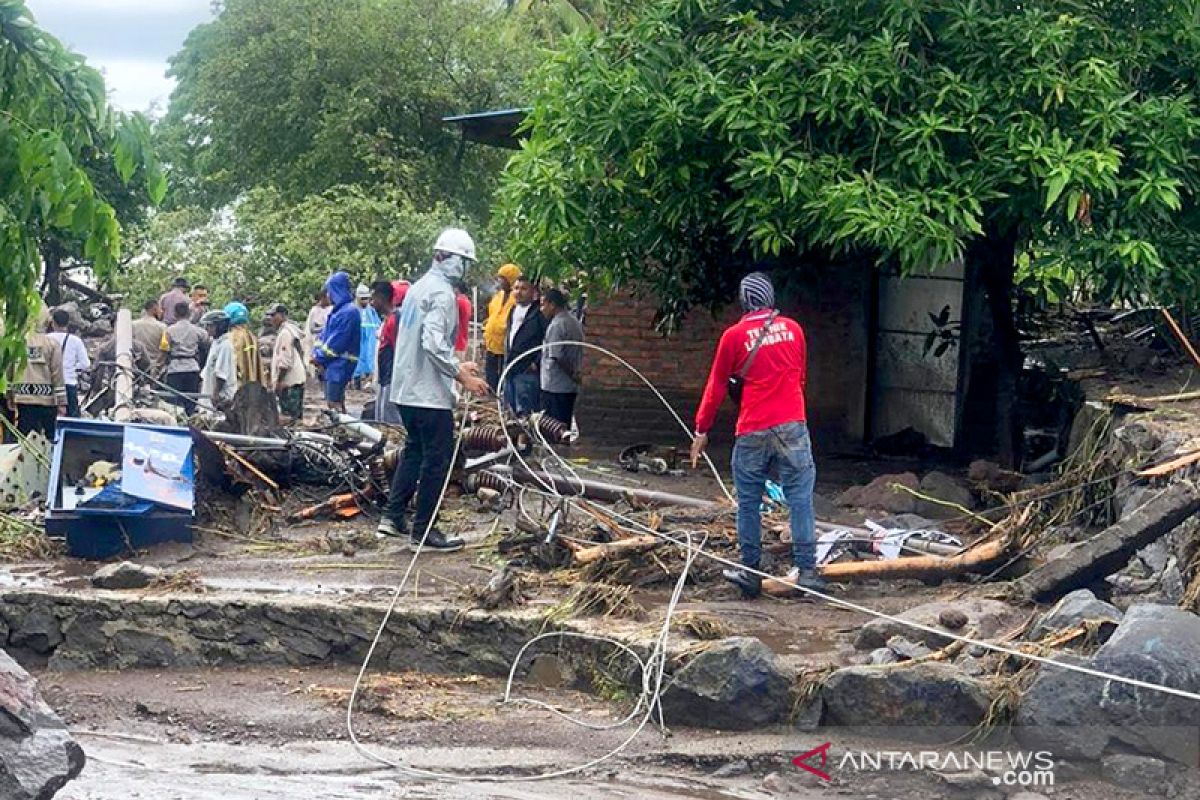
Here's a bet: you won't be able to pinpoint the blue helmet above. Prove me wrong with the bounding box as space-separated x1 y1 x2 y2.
223 301 249 325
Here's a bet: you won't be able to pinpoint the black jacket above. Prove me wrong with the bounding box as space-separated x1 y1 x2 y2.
504 304 547 375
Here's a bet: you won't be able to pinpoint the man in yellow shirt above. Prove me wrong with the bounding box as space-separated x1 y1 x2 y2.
483 263 521 392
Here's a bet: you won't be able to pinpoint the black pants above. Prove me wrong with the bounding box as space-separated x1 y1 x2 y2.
542 391 577 425
165 371 201 415
65 385 80 418
485 352 504 393
15 404 57 442
384 405 455 534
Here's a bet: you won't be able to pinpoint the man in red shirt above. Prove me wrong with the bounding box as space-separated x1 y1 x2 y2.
452 279 473 354
691 272 823 598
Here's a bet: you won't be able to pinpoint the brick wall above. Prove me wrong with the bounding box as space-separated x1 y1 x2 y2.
576 264 871 449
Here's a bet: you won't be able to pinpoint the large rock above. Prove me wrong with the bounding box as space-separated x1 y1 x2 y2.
836 473 920 513
822 663 993 737
1027 589 1123 642
91 561 162 590
916 471 975 519
660 637 791 730
1017 604 1200 763
854 598 1024 651
0 650 86 799
1101 752 1166 793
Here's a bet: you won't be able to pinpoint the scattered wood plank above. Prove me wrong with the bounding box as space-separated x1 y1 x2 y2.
1137 450 1200 478
1160 307 1200 371
1015 482 1200 602
762 536 1014 595
572 535 661 565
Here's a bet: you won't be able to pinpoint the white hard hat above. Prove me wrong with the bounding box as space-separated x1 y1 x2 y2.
433 228 476 261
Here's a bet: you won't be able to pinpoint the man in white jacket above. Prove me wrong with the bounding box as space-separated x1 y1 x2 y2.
376 229 488 552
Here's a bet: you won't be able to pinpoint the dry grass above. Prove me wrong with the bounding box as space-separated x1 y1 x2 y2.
312 673 494 721
146 569 206 594
545 581 646 624
673 612 730 641
0 515 63 561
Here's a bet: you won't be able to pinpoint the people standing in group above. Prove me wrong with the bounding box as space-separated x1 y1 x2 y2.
199 309 236 411
269 304 307 425
451 279 473 356
159 277 191 325
224 301 263 390
189 284 210 323
355 284 380 390
47 309 90 418
160 301 210 416
690 272 823 599
302 289 331 360
374 280 409 424
131 299 167 375
503 276 546 417
377 229 488 552
4 307 66 442
539 288 583 426
483 264 520 391
311 271 361 414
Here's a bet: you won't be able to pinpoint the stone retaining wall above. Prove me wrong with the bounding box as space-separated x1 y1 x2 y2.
0 589 653 685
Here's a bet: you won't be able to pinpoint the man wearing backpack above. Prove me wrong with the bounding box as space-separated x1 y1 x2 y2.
690 272 824 599
269 304 307 424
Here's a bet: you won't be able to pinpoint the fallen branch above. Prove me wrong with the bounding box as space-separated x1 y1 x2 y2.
763 535 1015 595
572 535 661 565
1136 449 1200 478
1160 307 1200 371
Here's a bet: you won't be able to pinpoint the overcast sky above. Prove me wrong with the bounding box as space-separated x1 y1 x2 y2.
26 0 214 114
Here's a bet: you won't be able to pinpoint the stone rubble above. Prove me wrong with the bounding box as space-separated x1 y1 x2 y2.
0 650 86 800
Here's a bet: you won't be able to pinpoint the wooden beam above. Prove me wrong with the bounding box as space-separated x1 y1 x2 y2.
1137 449 1200 478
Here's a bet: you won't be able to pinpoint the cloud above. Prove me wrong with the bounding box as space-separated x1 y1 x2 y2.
26 0 213 112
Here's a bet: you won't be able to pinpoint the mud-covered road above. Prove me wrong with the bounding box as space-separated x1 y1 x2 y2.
39 665 1162 800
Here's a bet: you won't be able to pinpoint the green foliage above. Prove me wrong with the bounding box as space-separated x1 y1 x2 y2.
156 0 537 217
498 0 1200 313
124 187 482 318
0 1 161 378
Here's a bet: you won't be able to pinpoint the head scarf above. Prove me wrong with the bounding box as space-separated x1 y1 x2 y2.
739 272 775 312
497 263 521 284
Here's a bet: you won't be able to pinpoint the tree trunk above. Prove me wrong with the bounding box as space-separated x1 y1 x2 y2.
967 227 1022 468
41 239 63 306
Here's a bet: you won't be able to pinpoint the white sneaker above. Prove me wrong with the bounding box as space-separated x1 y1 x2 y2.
376 518 403 539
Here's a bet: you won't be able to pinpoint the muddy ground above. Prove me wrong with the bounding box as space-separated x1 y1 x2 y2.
38 664 1160 800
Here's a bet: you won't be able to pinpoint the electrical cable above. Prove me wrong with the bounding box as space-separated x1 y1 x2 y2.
347 339 1200 785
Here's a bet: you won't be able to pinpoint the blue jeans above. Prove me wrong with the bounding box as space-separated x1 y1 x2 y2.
731 421 816 570
504 371 541 416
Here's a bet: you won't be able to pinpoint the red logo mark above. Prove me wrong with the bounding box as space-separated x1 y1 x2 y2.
792 742 832 781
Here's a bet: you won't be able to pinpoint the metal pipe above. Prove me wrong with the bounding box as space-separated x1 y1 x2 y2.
486 464 720 510
333 413 384 447
113 309 134 422
203 430 336 448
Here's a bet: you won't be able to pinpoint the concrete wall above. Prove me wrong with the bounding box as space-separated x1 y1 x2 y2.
576 264 872 449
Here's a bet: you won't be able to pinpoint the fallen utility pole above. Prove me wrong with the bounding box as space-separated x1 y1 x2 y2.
112 309 134 422
1015 481 1200 602
484 465 721 510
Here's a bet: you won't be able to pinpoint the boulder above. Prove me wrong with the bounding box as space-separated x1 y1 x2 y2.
660 637 791 730
1027 589 1123 642
835 473 920 513
1017 604 1200 763
916 471 975 519
854 599 1024 651
822 663 993 737
886 635 932 661
1101 753 1166 793
968 459 1023 493
91 561 162 590
0 650 86 799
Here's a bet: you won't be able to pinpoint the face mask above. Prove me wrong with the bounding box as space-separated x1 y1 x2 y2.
437 254 466 280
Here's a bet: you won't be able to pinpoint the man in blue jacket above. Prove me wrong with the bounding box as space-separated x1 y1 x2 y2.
311 271 362 413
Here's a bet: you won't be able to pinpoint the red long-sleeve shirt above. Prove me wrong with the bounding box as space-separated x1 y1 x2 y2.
455 293 473 353
695 310 808 436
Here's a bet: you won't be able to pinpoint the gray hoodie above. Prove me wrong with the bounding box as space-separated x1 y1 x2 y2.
388 259 461 410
